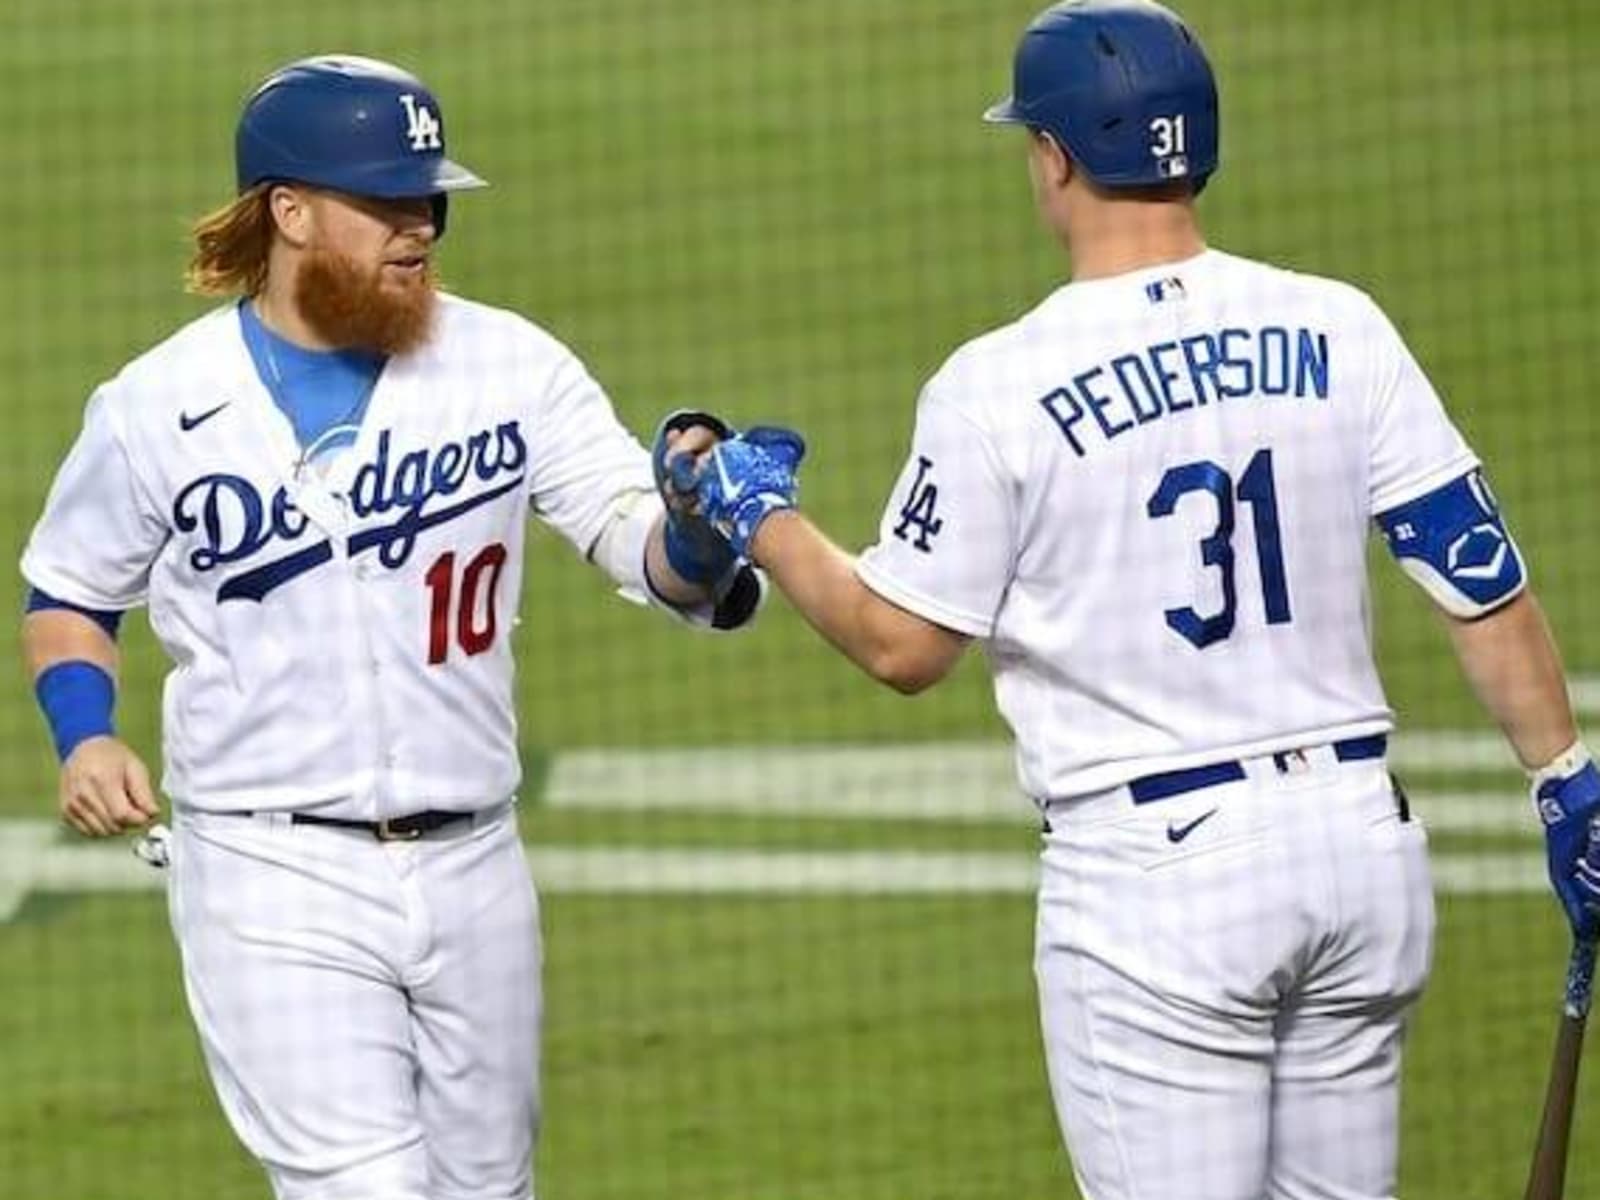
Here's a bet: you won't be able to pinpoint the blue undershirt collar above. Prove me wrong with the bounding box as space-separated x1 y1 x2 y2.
237 300 385 455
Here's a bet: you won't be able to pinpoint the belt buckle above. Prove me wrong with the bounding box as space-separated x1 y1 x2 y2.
375 817 423 842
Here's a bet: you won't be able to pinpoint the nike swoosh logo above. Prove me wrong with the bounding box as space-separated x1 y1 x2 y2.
713 448 747 503
1166 807 1219 844
179 402 230 432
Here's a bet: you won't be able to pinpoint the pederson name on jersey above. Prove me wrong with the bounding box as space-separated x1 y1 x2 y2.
1040 324 1330 458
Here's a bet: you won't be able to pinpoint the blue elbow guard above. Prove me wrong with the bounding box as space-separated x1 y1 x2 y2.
1377 469 1526 618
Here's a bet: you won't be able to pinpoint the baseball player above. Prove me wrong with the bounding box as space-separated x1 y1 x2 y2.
661 2 1600 1197
21 56 758 1200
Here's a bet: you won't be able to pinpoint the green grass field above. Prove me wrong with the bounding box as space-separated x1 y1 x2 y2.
3 0 1600 1196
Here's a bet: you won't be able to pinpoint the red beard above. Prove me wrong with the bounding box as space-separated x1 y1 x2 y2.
294 244 438 356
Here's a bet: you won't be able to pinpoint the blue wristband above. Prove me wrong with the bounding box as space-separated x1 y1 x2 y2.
35 661 116 762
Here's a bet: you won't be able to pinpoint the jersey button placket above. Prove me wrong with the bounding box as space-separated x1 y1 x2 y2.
345 530 396 800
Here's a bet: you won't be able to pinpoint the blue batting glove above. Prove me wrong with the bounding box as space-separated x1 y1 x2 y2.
1532 746 1600 941
651 409 738 585
683 427 806 557
742 426 807 472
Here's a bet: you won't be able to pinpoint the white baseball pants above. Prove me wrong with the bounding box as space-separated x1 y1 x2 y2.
1036 752 1435 1200
167 804 542 1200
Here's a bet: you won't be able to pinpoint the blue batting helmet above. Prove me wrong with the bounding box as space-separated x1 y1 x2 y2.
984 0 1218 191
236 55 487 235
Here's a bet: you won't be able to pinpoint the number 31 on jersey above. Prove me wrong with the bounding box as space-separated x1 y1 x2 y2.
1147 448 1292 649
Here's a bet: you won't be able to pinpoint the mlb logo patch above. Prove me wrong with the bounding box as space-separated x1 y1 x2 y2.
1145 276 1187 304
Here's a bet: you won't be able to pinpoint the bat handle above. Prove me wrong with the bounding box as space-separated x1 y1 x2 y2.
1565 935 1597 1021
669 454 700 496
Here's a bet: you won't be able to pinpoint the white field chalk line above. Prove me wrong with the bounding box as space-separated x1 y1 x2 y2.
546 743 1026 821
0 822 1550 921
1572 674 1600 716
6 719 1579 920
545 736 1531 822
3 721 1562 919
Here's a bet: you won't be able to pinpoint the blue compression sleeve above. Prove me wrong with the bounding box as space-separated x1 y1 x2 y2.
35 661 115 761
26 587 123 640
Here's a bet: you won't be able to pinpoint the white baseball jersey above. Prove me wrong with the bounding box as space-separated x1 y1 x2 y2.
23 295 656 815
857 248 1478 800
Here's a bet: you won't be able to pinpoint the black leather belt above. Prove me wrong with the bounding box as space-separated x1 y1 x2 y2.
284 810 471 841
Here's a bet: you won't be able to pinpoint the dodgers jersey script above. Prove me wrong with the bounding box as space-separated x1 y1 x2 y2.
23 295 653 813
857 249 1481 800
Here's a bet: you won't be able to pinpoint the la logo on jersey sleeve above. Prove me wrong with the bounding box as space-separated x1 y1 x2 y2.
892 456 944 552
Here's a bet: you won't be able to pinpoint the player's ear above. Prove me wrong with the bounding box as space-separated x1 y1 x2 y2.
1027 130 1073 192
266 184 314 249
1040 131 1072 188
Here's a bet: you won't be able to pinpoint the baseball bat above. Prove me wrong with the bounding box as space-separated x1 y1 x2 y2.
669 454 700 496
1523 936 1596 1200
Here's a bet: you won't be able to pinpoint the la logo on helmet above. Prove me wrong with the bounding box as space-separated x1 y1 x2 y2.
399 93 442 152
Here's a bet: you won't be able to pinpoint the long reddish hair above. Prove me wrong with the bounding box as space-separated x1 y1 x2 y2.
185 185 275 297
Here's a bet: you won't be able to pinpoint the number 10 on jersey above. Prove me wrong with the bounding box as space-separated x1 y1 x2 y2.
1147 449 1292 649
425 543 508 664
